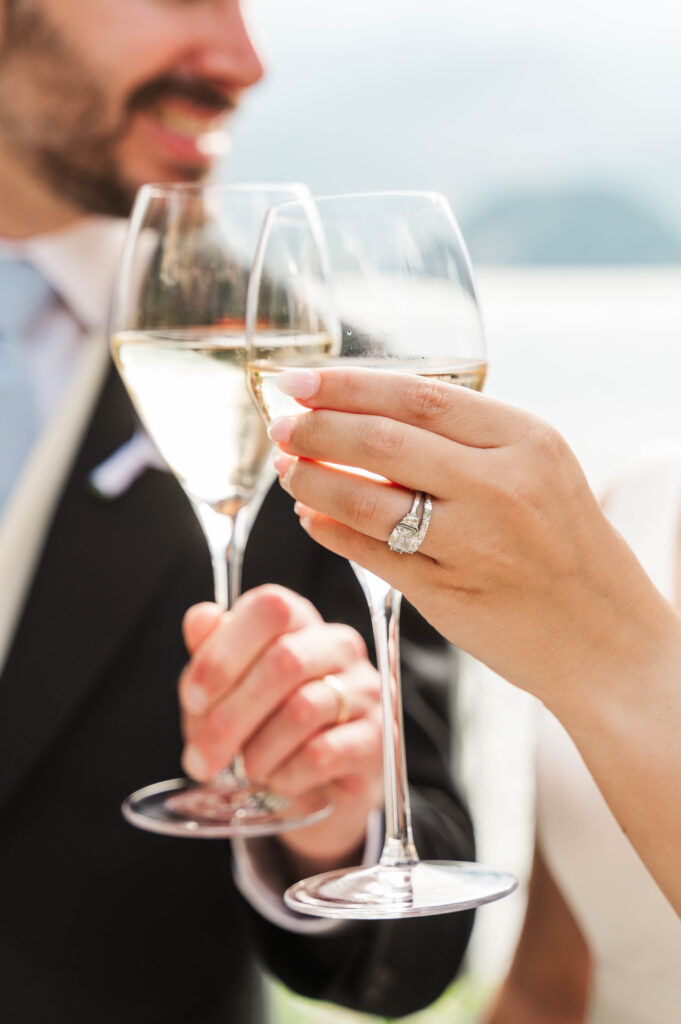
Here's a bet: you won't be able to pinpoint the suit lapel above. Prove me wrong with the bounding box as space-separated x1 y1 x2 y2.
0 357 205 813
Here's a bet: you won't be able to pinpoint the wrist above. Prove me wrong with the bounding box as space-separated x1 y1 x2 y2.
547 592 681 739
547 601 681 905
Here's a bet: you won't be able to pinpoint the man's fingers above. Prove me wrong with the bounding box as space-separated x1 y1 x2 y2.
182 602 222 653
266 714 383 798
243 663 379 780
276 365 526 448
182 623 366 779
178 584 320 716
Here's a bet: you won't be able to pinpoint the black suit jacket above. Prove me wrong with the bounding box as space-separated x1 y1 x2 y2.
0 363 475 1023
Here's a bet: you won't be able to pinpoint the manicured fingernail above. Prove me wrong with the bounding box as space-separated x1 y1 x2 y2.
267 416 295 443
294 502 313 531
183 745 208 780
276 369 321 400
184 684 208 715
273 451 296 477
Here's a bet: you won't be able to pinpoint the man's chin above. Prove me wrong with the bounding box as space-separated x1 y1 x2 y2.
117 157 214 202
34 144 214 220
125 112 222 184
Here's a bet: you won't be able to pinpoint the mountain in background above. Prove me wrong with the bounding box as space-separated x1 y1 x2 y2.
463 188 681 264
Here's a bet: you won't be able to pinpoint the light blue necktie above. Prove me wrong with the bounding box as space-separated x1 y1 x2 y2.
0 259 56 512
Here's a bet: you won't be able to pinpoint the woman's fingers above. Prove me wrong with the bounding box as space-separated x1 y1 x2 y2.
293 505 437 604
270 408 468 496
275 452 441 555
276 366 528 448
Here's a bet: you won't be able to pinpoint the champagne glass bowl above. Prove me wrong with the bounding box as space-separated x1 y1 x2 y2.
246 191 517 915
110 182 332 838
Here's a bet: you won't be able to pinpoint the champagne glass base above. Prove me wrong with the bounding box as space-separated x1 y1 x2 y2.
285 861 517 919
122 777 332 838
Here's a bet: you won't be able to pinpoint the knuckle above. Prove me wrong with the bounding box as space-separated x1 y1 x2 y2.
338 625 367 660
303 735 335 775
319 624 367 673
268 635 305 681
245 583 319 630
202 718 229 752
357 416 404 460
348 485 380 528
285 688 318 729
340 370 364 404
365 671 381 705
369 705 383 734
246 584 293 630
190 648 225 692
529 421 566 469
404 376 449 420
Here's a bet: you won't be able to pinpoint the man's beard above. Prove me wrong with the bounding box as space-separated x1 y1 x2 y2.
0 2 235 217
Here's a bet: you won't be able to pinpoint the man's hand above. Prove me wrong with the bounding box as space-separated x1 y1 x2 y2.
179 585 382 874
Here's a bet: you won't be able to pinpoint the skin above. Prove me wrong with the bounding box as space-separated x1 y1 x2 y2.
0 0 264 235
0 0 385 875
181 588 382 872
267 366 681 913
487 439 681 1019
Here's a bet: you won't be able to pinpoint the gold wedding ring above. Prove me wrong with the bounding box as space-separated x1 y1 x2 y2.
322 674 350 725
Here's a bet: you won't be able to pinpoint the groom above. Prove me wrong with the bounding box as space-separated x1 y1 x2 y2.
0 2 475 1021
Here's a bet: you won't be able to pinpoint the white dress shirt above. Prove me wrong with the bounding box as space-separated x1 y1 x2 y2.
0 216 378 932
0 217 125 671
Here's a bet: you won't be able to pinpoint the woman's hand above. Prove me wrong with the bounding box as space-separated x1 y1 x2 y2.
264 366 681 914
267 366 680 723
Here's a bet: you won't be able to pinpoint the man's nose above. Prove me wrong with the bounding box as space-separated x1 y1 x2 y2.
189 0 265 91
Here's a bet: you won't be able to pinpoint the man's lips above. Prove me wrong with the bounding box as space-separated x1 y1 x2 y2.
153 100 226 136
139 100 231 166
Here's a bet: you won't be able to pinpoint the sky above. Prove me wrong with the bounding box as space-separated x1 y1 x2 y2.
247 0 681 50
225 0 681 253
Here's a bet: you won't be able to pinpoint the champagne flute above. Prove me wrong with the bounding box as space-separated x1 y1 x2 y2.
110 182 332 838
246 191 517 915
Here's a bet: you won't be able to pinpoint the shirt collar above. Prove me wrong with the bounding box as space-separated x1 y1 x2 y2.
0 216 129 334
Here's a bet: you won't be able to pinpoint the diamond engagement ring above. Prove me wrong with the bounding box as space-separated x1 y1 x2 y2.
388 491 433 554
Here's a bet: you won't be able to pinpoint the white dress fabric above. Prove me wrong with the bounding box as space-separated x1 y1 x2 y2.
536 457 681 1024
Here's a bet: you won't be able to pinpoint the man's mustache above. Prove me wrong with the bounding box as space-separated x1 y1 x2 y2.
128 75 238 116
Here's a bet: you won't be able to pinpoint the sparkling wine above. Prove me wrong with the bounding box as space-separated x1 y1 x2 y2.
247 355 487 424
419 363 487 392
112 329 272 512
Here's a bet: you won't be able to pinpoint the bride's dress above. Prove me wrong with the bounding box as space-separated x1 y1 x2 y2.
536 458 681 1023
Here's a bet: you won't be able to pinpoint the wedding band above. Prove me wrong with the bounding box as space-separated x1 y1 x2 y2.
388 491 433 554
322 675 350 724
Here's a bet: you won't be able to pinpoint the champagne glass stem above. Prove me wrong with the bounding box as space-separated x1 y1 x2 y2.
227 504 252 785
357 570 418 867
229 504 251 609
192 500 235 612
192 499 249 788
